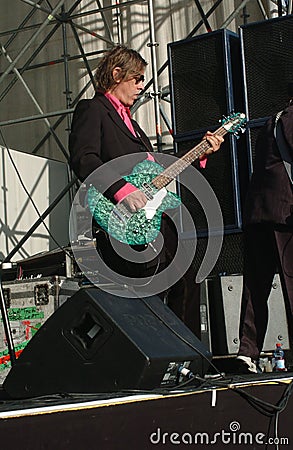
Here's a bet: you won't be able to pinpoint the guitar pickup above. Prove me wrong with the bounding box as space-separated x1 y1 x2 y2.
142 183 154 200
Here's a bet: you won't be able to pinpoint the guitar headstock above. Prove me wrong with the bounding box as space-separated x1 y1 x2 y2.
221 112 247 136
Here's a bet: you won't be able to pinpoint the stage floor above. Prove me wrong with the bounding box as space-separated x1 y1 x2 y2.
0 372 292 449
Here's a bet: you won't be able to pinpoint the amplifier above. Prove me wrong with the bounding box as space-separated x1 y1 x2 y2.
0 276 79 383
1 241 99 282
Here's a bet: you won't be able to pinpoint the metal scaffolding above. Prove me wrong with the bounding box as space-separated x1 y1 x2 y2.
0 0 273 162
0 0 284 261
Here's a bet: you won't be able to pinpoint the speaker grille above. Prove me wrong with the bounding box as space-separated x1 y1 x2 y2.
183 232 244 277
245 123 267 169
241 15 293 120
176 134 244 232
168 29 243 134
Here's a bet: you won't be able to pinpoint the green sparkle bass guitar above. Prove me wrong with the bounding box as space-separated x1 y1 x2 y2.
87 113 246 245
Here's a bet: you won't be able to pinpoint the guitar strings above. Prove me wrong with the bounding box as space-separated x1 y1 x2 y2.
151 126 227 190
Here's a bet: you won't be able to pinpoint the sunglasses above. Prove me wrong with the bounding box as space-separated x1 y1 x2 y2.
133 74 145 84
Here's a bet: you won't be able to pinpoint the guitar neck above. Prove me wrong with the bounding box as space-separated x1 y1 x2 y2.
151 125 228 190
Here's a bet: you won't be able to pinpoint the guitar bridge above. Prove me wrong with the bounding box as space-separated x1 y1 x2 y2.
112 203 131 222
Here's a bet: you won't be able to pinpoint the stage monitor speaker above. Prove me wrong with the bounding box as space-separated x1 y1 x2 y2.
168 29 243 135
201 274 290 356
3 287 211 399
240 14 293 120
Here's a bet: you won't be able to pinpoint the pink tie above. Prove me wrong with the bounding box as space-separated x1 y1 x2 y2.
119 105 136 136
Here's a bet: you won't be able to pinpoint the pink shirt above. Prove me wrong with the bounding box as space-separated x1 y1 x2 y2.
104 92 136 136
104 92 206 202
104 92 154 202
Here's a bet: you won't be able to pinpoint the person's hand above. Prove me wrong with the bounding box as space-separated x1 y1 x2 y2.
200 131 224 158
122 190 148 212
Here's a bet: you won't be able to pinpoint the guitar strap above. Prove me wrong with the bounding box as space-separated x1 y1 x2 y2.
274 110 293 185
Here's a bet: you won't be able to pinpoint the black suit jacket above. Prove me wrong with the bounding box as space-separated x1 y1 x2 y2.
69 92 153 200
244 105 293 227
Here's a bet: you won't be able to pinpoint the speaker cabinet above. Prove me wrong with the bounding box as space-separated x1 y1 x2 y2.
168 29 249 236
244 119 267 172
168 29 243 135
187 231 244 277
176 133 248 234
201 274 290 356
3 287 211 399
240 14 293 121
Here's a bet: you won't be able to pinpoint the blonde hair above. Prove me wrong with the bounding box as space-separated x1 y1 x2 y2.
94 45 147 92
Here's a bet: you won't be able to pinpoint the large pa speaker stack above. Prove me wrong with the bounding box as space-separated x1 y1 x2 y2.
168 29 247 276
3 287 211 399
168 29 244 135
240 14 293 171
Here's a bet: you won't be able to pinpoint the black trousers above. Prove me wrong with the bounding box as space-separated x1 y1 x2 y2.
95 217 201 337
238 224 293 359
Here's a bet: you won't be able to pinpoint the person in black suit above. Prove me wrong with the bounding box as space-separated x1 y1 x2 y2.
69 45 223 335
236 89 293 373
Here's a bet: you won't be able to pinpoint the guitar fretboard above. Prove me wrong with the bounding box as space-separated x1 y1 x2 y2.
151 126 227 190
